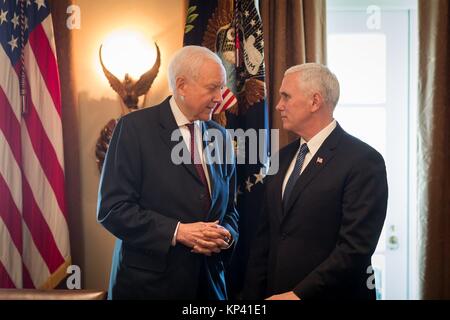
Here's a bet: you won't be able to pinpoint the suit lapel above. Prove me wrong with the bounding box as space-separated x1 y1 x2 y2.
202 122 218 211
283 125 344 218
158 98 203 184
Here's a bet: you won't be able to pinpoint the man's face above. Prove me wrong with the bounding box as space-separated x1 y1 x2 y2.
276 73 313 134
181 60 226 121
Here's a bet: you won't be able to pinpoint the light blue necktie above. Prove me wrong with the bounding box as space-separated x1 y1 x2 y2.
283 143 309 210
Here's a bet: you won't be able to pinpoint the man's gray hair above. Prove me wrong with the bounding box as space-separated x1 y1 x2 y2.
285 63 340 108
168 45 225 93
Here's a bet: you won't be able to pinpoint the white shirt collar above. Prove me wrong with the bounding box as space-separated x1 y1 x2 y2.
169 96 201 128
300 120 337 156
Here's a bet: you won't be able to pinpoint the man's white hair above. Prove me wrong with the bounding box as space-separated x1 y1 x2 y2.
285 63 340 109
168 45 225 93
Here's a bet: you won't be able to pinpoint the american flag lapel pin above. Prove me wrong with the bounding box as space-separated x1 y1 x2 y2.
316 157 323 164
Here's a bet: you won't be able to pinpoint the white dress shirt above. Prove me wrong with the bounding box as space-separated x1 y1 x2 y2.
282 120 337 198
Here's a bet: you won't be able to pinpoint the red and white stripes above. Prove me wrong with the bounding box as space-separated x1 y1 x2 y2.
213 87 237 114
0 13 70 288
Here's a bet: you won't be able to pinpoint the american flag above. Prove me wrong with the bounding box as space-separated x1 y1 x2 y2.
213 87 237 114
0 0 70 288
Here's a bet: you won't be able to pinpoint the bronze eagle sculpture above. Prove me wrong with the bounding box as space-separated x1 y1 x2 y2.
96 42 161 172
99 42 161 109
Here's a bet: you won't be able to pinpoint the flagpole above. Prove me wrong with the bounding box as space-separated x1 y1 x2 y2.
19 0 27 116
234 0 241 69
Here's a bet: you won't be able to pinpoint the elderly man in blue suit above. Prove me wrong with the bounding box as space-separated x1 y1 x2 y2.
97 46 238 300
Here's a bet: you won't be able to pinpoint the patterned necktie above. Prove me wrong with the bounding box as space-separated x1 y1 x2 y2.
283 143 309 210
187 123 211 212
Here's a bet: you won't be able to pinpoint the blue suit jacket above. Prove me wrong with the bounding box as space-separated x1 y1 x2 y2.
97 97 239 299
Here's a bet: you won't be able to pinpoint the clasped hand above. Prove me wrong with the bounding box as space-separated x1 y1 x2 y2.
176 220 231 256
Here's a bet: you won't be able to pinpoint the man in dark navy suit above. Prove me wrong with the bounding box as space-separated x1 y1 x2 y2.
244 63 388 300
97 46 238 299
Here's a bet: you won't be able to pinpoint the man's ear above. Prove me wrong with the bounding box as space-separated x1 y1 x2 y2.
176 76 187 96
310 92 323 113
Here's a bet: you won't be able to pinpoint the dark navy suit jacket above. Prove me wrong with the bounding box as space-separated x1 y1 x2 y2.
244 124 388 299
97 97 238 299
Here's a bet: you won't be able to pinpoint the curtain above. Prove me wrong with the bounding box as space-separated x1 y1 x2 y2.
417 0 450 299
260 0 327 148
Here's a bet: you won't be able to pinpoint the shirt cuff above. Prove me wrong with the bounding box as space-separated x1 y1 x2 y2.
171 221 180 246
